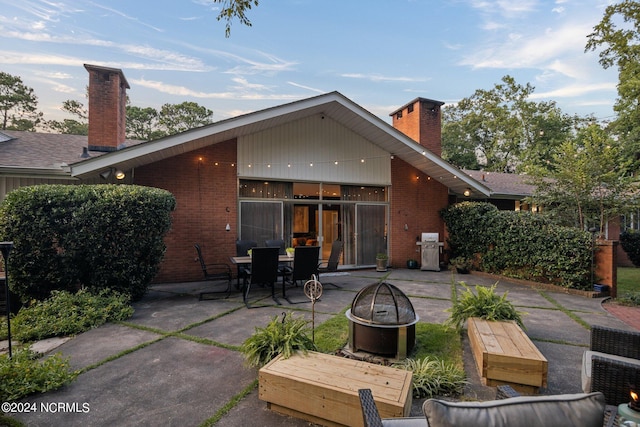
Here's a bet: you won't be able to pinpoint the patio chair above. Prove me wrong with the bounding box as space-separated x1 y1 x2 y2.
283 245 320 303
583 325 640 406
194 244 232 300
243 246 280 308
235 239 257 289
317 240 343 288
265 238 293 278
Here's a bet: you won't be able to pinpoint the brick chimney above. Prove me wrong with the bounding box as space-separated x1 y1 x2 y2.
390 98 444 156
84 64 129 152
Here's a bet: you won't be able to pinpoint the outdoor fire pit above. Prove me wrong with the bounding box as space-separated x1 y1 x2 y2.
345 282 419 359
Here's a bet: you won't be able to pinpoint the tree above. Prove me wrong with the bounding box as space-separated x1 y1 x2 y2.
126 105 164 140
526 124 639 236
214 0 260 37
47 98 214 140
441 75 578 173
46 100 88 135
0 71 42 131
157 102 214 135
586 0 640 164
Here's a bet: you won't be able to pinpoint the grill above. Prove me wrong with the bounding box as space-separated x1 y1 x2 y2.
346 282 419 359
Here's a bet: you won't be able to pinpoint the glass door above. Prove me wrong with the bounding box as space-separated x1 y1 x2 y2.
356 204 387 265
239 201 283 245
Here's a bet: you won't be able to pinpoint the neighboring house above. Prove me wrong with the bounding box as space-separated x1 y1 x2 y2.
2 64 500 283
460 170 537 211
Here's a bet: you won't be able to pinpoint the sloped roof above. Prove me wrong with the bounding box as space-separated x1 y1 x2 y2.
68 91 492 197
0 130 140 177
463 169 535 198
0 92 494 197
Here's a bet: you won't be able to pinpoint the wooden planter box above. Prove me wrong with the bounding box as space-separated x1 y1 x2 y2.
468 317 548 395
259 351 413 427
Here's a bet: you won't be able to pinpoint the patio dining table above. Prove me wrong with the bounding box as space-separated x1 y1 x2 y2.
230 255 294 299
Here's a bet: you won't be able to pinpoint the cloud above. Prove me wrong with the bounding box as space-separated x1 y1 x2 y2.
459 21 595 75
341 73 428 83
130 77 301 101
287 81 325 93
529 82 616 99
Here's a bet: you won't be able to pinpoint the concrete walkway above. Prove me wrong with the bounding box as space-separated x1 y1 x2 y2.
5 269 635 427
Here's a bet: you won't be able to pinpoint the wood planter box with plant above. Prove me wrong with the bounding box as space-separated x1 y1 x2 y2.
446 282 547 394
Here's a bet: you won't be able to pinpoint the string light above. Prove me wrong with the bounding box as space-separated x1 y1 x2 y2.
191 154 391 168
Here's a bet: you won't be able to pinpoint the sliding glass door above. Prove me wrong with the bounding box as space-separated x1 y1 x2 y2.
239 201 283 245
356 204 387 265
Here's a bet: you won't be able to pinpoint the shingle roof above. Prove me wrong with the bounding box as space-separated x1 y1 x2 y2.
463 169 535 197
0 130 141 171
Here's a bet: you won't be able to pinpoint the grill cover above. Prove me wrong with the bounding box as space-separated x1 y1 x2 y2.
350 282 416 325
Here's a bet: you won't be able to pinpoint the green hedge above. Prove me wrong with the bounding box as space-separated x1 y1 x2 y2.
620 230 640 267
0 184 176 302
441 202 592 289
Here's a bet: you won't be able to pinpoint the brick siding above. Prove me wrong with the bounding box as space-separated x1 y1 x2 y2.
134 139 238 283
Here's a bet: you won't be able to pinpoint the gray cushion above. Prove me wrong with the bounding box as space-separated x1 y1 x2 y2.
423 392 605 427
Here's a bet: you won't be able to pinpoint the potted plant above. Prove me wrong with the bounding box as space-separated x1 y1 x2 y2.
285 247 295 258
406 259 419 269
450 256 472 274
376 253 388 272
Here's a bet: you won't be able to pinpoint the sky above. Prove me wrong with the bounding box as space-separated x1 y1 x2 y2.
0 0 621 126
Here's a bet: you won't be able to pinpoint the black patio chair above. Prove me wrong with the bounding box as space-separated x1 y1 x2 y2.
317 240 343 289
235 239 257 289
266 238 293 278
243 246 280 308
194 244 232 300
283 245 320 303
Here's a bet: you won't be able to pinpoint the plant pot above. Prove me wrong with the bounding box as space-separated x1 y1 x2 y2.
376 258 387 272
407 260 418 269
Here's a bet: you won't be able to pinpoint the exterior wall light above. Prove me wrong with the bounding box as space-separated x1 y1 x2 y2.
463 189 471 197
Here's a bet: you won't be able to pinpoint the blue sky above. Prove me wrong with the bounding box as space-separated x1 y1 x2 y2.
0 0 619 125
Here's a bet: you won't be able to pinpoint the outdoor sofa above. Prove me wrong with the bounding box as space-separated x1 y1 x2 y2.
359 387 606 427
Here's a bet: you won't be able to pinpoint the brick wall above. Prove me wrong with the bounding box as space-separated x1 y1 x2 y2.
134 139 238 283
85 65 128 151
389 158 449 268
595 240 618 298
391 98 443 156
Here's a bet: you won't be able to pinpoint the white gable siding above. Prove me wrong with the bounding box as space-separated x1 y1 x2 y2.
238 115 391 185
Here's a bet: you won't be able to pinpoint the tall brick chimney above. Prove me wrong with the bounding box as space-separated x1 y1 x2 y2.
390 98 445 156
84 64 129 152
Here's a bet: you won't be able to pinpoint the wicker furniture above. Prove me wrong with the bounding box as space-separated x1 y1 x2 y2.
583 325 640 406
359 386 607 427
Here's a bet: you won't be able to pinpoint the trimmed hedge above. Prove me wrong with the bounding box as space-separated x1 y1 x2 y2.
441 202 592 289
0 184 176 302
620 230 640 267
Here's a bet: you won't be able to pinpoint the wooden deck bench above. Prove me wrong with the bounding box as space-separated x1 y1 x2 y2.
259 351 413 427
468 317 548 395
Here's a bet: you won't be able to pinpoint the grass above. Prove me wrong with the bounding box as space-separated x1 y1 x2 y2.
312 310 465 398
616 267 640 305
617 267 640 295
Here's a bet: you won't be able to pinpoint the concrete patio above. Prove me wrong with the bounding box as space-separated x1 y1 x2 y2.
6 268 634 427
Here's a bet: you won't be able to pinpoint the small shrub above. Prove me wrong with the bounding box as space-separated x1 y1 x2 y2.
393 356 466 398
445 282 524 330
621 230 640 267
1 289 133 342
616 292 640 306
0 349 77 401
240 312 317 368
